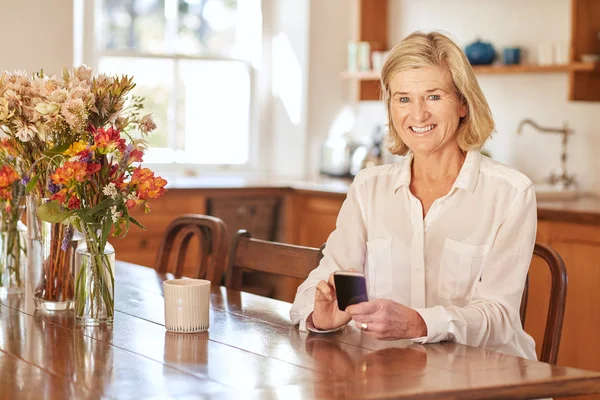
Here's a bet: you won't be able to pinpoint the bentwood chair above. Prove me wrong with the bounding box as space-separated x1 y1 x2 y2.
155 214 228 283
520 242 568 364
225 229 323 299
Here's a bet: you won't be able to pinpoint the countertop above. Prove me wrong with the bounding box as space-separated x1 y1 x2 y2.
163 174 600 225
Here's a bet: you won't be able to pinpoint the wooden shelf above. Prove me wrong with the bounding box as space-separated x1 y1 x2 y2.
342 62 599 82
472 62 598 74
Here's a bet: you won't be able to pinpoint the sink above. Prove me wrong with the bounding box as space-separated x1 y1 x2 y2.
533 183 579 202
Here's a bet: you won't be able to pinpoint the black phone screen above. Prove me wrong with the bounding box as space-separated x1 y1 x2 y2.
334 273 368 311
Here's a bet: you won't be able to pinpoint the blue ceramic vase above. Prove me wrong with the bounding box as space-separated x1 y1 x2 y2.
465 39 496 65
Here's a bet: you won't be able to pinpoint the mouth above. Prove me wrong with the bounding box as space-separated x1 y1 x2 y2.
409 124 437 136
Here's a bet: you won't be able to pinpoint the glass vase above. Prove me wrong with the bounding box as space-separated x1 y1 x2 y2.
74 223 115 326
26 195 76 310
0 217 27 295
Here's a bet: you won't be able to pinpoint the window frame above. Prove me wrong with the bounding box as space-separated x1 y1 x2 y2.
76 0 268 175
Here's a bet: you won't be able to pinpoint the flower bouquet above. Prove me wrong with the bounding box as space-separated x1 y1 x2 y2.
0 66 166 321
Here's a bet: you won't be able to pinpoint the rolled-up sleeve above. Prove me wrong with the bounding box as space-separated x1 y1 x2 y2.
289 178 368 332
412 185 537 355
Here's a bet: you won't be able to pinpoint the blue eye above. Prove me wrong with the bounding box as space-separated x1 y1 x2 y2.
428 94 440 100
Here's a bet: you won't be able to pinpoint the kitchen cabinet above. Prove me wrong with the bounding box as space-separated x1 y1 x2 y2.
346 0 600 102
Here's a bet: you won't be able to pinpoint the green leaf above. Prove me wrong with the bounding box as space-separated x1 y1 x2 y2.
128 216 145 230
43 143 70 157
25 174 39 194
37 201 70 223
101 219 111 249
80 198 113 218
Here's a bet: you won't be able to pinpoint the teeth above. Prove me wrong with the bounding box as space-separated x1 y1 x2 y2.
411 125 435 133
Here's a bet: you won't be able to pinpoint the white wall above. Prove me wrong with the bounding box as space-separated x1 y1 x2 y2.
0 0 73 75
306 0 352 176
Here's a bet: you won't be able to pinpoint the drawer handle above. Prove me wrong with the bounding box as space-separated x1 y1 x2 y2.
140 239 149 249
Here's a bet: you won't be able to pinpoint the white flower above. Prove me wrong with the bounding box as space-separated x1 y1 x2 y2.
34 102 60 116
126 192 137 201
14 120 38 142
110 205 122 223
102 183 118 200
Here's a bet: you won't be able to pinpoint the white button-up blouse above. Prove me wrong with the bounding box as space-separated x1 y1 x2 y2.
290 150 538 360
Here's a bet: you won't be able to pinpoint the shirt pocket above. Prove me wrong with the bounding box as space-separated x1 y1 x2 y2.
438 238 489 300
366 237 393 299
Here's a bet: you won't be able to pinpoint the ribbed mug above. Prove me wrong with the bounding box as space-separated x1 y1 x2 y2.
163 279 210 333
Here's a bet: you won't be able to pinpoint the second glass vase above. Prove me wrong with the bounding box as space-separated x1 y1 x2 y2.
74 223 115 326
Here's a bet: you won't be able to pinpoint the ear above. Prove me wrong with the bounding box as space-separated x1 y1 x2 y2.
459 103 467 118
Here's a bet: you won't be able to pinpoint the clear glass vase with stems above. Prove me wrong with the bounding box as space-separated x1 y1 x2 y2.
0 202 27 295
74 221 115 326
26 195 77 310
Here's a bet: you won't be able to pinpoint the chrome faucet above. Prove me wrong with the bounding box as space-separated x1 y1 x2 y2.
516 119 576 189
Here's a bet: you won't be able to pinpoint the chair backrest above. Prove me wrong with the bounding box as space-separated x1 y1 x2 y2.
155 214 228 283
520 242 568 364
225 229 322 292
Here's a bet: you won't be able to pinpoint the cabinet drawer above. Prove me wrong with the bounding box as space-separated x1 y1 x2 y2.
208 197 281 241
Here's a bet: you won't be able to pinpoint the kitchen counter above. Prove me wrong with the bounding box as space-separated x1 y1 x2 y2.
163 174 600 225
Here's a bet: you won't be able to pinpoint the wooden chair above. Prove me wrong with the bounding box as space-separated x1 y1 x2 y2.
225 230 323 296
155 214 228 283
520 242 568 364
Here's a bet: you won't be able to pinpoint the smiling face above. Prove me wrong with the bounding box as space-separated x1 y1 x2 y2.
389 65 467 158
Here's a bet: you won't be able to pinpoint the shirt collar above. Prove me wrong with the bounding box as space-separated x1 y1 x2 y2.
392 149 481 194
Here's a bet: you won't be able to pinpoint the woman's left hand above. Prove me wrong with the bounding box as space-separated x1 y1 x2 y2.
346 299 428 340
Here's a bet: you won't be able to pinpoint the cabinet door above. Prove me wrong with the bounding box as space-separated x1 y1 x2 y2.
530 220 600 387
288 193 345 248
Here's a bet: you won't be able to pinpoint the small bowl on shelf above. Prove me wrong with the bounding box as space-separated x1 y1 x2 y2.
581 53 600 63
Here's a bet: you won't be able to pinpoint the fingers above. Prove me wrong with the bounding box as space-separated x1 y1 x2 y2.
316 280 335 301
357 321 387 338
346 299 380 316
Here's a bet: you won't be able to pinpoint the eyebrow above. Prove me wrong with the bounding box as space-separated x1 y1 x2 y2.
393 87 448 96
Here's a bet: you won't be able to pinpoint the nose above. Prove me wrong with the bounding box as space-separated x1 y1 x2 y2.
411 99 430 122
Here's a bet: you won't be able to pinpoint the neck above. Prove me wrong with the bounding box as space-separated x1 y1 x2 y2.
411 146 466 184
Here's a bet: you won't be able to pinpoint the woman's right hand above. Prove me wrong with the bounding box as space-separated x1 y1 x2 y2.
312 272 352 330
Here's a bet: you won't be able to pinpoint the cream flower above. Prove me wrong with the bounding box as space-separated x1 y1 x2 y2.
14 119 38 142
60 98 87 132
139 114 156 135
0 98 12 121
35 102 60 116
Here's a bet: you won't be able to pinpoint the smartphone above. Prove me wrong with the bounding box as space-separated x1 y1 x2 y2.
333 271 369 311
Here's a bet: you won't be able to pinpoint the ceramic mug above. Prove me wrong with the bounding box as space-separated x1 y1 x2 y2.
163 279 210 333
503 47 521 65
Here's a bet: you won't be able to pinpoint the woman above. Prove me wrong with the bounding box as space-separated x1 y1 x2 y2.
290 31 537 360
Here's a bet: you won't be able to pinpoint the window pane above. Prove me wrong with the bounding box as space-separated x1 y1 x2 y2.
178 60 250 164
101 0 166 53
177 0 237 55
98 57 173 149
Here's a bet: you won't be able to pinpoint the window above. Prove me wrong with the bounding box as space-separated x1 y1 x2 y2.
91 0 262 167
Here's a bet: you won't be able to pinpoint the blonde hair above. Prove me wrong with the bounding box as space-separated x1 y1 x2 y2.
381 31 495 155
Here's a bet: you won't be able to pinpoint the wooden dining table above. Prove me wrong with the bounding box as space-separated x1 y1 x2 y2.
2 261 600 399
